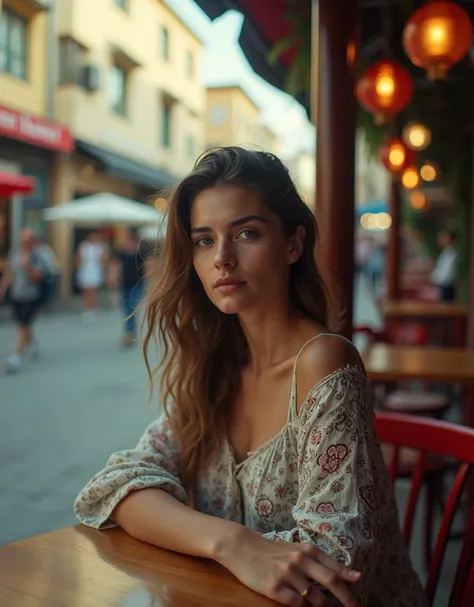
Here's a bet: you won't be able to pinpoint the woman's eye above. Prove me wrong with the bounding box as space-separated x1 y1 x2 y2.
194 236 213 247
238 229 258 240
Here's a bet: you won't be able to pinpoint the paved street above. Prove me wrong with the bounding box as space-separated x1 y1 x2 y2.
0 305 158 546
0 276 380 547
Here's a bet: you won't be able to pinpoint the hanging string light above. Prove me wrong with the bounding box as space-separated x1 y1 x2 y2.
420 162 439 182
402 166 421 189
402 122 432 151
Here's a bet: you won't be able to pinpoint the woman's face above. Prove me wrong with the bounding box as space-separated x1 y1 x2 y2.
190 185 303 315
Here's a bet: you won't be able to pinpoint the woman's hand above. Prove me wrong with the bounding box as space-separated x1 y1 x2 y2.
215 527 361 607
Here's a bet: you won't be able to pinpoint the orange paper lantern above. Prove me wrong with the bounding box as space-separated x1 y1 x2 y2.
403 1 473 80
357 60 414 125
379 138 416 173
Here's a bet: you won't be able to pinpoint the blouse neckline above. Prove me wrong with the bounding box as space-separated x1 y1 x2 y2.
226 363 367 471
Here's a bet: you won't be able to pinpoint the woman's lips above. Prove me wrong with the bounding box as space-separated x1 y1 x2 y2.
215 282 246 294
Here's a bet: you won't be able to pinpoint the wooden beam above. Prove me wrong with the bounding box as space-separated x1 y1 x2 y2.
468 140 474 349
387 176 402 299
314 0 358 338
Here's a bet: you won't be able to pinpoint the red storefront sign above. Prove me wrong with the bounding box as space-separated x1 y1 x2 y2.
0 104 74 153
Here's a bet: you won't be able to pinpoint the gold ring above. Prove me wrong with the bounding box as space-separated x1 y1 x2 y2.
300 583 312 599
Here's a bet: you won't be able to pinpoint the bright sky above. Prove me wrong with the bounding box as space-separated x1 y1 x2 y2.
165 0 315 158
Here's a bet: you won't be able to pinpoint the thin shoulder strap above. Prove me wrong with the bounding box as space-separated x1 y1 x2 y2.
288 332 364 420
288 334 326 420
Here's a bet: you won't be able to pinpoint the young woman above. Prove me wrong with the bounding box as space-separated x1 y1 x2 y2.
75 148 427 607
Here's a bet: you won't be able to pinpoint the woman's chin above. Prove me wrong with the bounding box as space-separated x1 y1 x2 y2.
214 294 250 315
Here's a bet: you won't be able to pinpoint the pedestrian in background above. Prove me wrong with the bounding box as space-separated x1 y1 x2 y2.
76 231 107 323
431 229 457 302
0 228 47 373
108 229 151 346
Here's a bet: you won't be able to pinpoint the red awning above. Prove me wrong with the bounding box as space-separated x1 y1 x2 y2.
193 0 310 112
0 171 36 197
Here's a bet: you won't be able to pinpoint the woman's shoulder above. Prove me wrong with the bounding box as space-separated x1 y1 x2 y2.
295 333 365 411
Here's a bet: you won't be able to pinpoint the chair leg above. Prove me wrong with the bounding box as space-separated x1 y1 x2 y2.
424 474 445 571
424 480 435 571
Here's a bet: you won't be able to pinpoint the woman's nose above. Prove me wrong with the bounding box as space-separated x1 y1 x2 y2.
214 240 236 269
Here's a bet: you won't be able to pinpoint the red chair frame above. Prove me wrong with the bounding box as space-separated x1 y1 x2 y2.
375 412 474 607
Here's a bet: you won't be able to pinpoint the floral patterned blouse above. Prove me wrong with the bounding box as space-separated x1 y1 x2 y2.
75 335 427 607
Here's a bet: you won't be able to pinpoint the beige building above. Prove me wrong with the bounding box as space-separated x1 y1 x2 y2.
0 0 74 276
49 0 206 295
206 85 279 153
285 152 316 208
355 129 389 210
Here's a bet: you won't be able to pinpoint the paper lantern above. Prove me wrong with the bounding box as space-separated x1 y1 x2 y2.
357 60 414 125
379 138 416 173
403 1 473 80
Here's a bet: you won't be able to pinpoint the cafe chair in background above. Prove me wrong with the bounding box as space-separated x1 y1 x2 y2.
375 412 474 607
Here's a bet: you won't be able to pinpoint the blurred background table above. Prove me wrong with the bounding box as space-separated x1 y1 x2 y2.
362 344 474 426
381 300 470 347
0 526 275 607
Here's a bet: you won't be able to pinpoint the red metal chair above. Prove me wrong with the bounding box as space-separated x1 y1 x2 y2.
375 412 474 607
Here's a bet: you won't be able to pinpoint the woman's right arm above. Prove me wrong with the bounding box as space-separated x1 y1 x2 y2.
74 411 242 560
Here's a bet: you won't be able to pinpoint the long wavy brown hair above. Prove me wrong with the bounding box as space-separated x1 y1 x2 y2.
144 147 332 491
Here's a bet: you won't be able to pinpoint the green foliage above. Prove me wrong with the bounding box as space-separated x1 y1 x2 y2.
266 0 312 97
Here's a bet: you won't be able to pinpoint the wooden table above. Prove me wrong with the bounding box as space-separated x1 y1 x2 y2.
381 300 470 347
381 300 470 320
0 526 275 607
362 344 474 426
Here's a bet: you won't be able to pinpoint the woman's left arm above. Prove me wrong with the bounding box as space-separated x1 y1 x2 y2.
264 367 380 604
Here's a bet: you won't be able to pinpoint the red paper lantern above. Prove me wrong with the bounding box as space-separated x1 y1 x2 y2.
379 138 416 173
357 60 414 125
403 1 473 80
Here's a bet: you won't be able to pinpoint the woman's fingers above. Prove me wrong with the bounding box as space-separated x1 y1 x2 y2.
300 557 359 607
301 544 362 583
276 575 329 607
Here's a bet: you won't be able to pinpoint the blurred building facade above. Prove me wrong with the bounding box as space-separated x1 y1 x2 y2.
206 85 279 154
52 0 206 295
1 0 206 296
0 0 73 275
285 152 316 208
355 131 390 210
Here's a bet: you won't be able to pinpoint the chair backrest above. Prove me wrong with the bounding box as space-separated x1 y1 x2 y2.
374 412 474 607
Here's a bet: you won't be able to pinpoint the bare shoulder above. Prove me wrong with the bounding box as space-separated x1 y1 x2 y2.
295 334 365 410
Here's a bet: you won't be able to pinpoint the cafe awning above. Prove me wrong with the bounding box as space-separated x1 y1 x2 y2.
0 172 35 198
76 140 177 190
193 0 310 112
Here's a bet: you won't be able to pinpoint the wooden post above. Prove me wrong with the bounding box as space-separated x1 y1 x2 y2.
387 177 401 300
468 140 474 349
314 0 358 338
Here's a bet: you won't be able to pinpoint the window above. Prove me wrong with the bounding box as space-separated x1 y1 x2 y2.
109 64 127 116
58 37 86 85
0 8 28 80
162 102 172 148
186 135 195 159
160 26 169 61
186 50 194 78
210 106 226 126
113 0 128 9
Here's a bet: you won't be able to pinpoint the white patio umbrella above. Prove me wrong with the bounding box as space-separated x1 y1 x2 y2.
43 193 164 227
139 218 168 241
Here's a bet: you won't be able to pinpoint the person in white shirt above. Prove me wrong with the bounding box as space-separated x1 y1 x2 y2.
76 231 107 322
431 229 457 301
